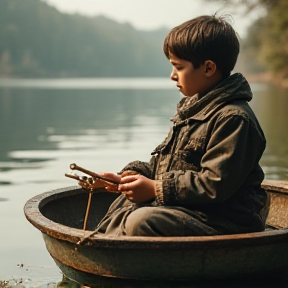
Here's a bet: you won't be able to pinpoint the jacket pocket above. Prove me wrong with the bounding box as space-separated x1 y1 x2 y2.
169 150 201 171
174 137 206 171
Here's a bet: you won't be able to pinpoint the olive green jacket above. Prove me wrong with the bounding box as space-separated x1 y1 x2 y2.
122 73 267 233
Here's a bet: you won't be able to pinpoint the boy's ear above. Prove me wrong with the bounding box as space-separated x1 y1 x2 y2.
204 60 217 76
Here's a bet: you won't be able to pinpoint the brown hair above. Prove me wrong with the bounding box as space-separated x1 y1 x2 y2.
163 15 239 77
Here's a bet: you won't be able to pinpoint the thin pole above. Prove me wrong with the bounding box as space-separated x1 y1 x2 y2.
83 189 93 230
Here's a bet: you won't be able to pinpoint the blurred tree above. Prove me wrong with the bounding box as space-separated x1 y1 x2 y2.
257 0 288 84
206 0 288 85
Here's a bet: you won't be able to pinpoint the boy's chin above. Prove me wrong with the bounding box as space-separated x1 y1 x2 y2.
179 91 186 97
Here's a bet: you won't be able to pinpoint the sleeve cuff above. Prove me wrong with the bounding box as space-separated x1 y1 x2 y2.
119 160 152 178
154 180 164 205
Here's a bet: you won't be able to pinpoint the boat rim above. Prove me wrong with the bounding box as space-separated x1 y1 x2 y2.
24 180 288 248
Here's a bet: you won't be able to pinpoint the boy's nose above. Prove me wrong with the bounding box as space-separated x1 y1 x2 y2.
170 71 178 81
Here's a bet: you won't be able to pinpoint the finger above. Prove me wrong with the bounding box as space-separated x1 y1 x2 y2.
118 183 128 191
121 170 139 177
121 191 133 201
120 175 138 184
104 184 119 192
118 182 134 192
121 189 133 196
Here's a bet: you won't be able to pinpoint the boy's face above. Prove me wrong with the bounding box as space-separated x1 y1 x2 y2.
169 53 207 97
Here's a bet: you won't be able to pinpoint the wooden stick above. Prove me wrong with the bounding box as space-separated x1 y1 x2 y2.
70 163 119 185
83 190 93 230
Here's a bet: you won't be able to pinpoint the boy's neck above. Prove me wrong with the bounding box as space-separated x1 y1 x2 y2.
198 71 226 99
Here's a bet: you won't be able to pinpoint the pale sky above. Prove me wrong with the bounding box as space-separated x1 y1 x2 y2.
44 0 262 38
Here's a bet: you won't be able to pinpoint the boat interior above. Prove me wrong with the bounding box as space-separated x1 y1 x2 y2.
39 180 288 232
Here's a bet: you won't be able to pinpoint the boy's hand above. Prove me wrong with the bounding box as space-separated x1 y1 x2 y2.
98 172 121 192
118 175 156 203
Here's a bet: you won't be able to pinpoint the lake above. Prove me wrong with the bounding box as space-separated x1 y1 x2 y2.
0 77 288 288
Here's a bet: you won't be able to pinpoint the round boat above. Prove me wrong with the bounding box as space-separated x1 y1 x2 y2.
24 180 288 285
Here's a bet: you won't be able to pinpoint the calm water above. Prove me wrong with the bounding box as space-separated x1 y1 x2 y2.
0 78 288 287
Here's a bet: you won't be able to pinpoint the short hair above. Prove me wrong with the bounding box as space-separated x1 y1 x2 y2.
163 15 239 77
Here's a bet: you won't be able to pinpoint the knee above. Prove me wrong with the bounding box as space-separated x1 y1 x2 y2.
125 207 159 236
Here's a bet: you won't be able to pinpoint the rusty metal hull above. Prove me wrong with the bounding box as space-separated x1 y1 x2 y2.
24 180 288 285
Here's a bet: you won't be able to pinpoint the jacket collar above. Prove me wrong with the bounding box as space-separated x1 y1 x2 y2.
172 73 253 124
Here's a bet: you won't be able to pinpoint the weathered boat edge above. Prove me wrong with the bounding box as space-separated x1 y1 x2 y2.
23 180 288 283
24 180 288 247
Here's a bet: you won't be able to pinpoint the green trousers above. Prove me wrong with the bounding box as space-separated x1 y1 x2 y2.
94 194 255 236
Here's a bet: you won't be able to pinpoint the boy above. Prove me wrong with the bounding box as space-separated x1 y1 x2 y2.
96 15 267 236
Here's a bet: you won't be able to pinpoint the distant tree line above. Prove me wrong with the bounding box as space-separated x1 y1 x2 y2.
0 0 171 78
3 0 287 82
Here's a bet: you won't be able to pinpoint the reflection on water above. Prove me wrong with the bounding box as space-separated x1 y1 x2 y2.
0 87 177 163
1 80 287 180
0 78 288 287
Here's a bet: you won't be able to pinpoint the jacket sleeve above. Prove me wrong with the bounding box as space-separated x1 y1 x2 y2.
119 159 154 179
159 112 266 206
